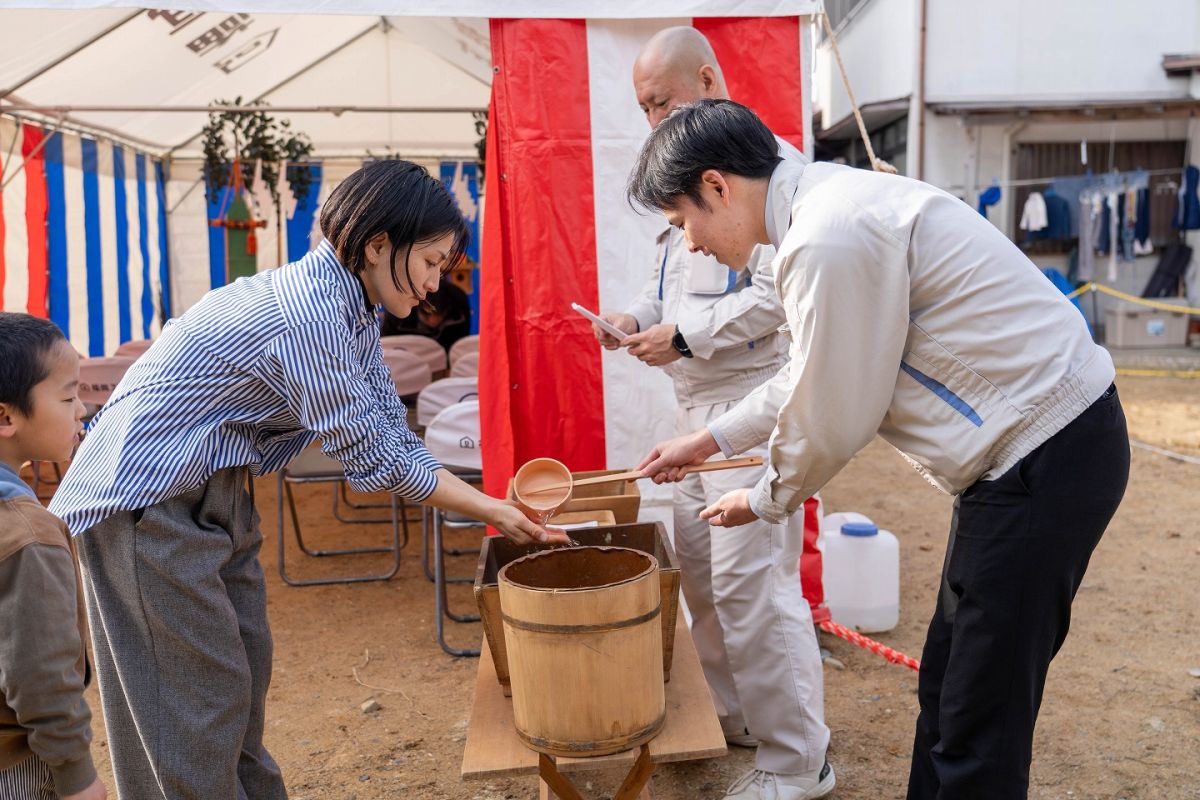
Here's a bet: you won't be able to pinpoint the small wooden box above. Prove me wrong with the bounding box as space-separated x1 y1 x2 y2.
474 522 682 696
506 468 642 524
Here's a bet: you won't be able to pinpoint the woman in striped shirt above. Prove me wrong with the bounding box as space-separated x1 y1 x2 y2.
49 161 565 800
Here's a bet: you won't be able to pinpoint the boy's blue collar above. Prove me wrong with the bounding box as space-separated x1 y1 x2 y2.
0 461 37 501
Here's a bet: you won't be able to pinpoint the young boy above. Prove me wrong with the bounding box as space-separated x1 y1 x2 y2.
0 313 105 800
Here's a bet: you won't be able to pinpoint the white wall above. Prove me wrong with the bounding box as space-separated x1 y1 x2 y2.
814 0 916 129
926 0 1198 103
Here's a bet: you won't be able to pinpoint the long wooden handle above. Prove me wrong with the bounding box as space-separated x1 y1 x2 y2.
520 456 763 495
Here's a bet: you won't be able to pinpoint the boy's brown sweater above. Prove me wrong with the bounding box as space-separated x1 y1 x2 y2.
0 492 96 795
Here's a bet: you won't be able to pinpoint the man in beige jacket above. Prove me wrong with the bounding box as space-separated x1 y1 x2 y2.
631 100 1129 800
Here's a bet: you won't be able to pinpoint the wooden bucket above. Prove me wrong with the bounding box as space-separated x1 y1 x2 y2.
499 547 665 757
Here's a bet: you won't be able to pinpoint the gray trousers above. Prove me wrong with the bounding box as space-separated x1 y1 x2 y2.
76 468 286 800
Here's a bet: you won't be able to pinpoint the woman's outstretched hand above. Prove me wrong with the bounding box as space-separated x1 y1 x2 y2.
489 499 572 545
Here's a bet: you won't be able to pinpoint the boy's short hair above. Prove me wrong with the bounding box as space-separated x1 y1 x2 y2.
0 312 67 417
628 98 781 212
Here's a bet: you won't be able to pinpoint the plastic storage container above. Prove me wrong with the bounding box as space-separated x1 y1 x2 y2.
1104 299 1190 348
821 516 899 633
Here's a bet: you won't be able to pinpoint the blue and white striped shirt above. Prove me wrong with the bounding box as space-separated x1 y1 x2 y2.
50 240 442 536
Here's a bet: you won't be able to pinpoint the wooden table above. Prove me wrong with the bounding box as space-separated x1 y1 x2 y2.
461 615 727 798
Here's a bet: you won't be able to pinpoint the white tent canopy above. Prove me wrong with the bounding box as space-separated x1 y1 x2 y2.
0 10 491 157
0 2 819 156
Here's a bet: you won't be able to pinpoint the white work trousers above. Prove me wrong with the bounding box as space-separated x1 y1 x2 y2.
674 398 830 774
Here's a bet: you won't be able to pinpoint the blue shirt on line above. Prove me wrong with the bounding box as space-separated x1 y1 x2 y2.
49 240 443 536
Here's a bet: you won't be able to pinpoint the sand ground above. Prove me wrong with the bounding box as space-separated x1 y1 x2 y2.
76 374 1199 799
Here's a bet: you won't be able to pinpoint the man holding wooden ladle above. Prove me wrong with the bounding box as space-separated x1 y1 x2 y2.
590 27 834 800
632 100 1128 800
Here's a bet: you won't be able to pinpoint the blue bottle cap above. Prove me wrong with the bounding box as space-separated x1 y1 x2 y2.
841 522 879 537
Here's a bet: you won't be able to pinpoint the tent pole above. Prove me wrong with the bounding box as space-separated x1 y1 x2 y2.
0 116 63 192
0 118 21 185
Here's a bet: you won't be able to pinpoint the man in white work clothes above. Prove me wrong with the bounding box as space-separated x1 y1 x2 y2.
591 28 833 800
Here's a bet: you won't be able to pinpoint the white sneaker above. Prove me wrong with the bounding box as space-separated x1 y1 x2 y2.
723 762 835 799
724 729 761 748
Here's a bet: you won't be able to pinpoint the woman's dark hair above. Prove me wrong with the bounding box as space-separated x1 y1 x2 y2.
320 160 470 294
0 312 67 417
628 98 781 212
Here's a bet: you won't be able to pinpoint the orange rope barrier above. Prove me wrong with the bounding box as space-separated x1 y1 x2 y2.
819 620 921 672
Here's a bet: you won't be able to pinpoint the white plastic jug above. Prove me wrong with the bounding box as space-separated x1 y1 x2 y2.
821 515 899 633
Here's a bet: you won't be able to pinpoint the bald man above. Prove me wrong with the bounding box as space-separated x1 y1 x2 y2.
591 28 833 800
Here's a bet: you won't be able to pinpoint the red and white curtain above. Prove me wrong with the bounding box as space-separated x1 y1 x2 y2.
480 16 812 507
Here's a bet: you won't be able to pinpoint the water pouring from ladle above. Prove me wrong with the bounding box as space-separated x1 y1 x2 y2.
511 458 581 546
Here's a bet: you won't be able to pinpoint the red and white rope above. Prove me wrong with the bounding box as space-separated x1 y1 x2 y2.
819 620 921 672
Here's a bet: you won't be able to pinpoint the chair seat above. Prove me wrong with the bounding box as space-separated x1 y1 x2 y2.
443 510 485 525
283 448 344 480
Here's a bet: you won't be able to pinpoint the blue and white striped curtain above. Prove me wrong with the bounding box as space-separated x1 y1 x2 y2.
1 119 172 356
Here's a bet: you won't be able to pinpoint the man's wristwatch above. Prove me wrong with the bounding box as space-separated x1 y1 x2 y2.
671 325 694 358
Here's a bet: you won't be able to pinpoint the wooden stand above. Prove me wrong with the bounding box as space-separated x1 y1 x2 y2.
462 615 726 799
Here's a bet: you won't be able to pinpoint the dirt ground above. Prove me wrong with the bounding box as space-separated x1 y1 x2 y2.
78 374 1199 799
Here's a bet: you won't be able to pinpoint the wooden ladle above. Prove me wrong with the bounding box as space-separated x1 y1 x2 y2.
519 455 764 496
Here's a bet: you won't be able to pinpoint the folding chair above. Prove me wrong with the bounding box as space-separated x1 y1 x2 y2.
23 461 62 502
415 376 478 430
275 448 408 587
113 338 155 358
423 399 485 656
450 350 479 378
382 347 434 397
78 356 135 407
448 334 479 370
415 379 480 564
275 349 431 587
381 334 447 378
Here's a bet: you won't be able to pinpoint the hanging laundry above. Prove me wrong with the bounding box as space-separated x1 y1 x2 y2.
977 184 1001 218
1106 193 1119 281
1119 188 1137 262
1134 187 1151 247
1076 198 1096 282
1096 196 1110 255
1173 164 1200 230
1019 191 1048 231
1028 188 1071 241
1048 175 1093 237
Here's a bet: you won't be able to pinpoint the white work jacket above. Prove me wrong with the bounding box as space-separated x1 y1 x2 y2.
625 138 804 408
710 160 1115 523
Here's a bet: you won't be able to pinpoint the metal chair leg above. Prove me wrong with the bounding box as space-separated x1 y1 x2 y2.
433 510 480 657
333 481 423 522
289 480 395 557
422 505 475 585
277 473 402 587
29 460 62 501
